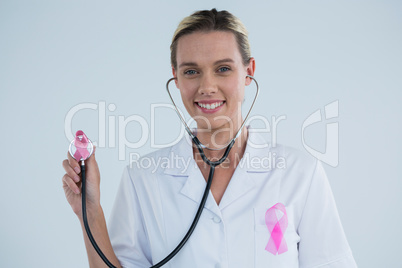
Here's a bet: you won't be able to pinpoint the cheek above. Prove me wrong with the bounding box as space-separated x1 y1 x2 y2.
178 89 191 105
178 85 197 109
177 80 195 98
224 78 245 101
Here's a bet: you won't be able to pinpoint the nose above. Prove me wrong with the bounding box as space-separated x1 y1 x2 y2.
198 73 217 95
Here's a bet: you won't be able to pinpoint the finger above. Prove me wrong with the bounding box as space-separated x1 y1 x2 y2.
85 146 100 176
67 151 81 174
62 174 80 194
62 159 81 183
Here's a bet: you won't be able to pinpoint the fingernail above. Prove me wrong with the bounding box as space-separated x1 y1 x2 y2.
74 167 81 174
74 175 80 183
75 188 80 194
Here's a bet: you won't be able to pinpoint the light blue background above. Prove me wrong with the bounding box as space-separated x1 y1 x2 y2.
0 0 401 267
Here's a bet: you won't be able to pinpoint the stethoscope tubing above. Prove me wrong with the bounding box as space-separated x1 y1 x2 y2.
81 137 235 268
81 161 118 268
81 75 258 267
150 138 235 267
80 138 235 268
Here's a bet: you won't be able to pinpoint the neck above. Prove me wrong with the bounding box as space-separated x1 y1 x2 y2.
193 125 249 168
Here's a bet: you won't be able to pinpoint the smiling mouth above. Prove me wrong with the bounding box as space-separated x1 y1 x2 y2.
196 101 225 110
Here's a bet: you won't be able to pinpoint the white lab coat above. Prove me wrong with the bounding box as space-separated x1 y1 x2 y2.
108 130 357 268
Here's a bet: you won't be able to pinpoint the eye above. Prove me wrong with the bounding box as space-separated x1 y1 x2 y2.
184 69 198 75
217 66 231 73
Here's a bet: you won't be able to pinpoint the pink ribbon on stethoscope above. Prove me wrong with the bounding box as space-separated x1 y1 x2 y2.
73 130 90 160
265 202 288 255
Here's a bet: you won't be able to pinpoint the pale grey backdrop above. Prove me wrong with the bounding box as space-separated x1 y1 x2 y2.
0 0 401 267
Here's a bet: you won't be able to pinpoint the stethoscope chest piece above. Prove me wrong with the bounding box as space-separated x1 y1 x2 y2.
69 130 94 162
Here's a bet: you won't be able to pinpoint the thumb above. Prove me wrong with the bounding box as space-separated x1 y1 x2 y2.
85 145 97 166
85 146 100 181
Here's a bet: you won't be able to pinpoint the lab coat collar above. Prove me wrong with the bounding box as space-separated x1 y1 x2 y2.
163 129 273 212
163 128 273 176
240 128 273 173
162 132 194 176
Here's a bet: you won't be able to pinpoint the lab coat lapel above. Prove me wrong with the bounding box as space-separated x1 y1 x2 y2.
179 165 221 215
163 133 193 176
218 166 256 210
219 130 272 210
163 133 221 215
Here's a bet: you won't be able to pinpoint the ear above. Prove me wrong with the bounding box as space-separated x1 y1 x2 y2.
245 57 256 86
172 66 179 87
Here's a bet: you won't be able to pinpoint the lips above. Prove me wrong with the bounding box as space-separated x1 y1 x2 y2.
195 100 225 113
197 101 224 110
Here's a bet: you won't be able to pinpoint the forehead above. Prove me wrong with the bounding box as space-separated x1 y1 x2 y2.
176 31 242 66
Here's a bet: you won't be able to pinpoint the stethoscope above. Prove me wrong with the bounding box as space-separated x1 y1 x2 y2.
69 75 259 268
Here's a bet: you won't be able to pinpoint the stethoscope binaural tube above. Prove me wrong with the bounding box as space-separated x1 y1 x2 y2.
165 75 259 150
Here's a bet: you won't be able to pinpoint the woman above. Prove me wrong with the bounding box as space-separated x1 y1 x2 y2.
62 9 357 267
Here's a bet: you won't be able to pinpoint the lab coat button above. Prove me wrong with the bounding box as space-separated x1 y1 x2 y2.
212 216 221 223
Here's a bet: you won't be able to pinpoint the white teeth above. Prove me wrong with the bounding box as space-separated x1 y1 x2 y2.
198 102 224 110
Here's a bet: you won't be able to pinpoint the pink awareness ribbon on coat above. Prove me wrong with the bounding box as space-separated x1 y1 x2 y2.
265 202 288 255
73 130 90 160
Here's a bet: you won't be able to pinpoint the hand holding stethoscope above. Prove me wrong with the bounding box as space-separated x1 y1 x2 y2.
62 131 122 267
62 131 99 219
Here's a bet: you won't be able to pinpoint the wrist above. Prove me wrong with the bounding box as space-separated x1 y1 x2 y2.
77 204 104 224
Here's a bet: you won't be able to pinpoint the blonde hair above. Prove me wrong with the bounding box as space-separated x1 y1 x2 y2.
170 8 251 70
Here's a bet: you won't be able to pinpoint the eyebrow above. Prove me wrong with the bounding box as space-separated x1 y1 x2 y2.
178 58 234 69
